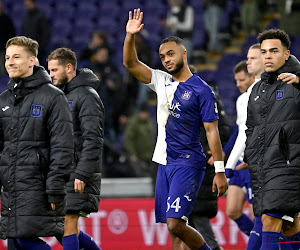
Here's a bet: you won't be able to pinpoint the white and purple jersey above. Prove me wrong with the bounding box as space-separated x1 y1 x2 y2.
147 69 219 169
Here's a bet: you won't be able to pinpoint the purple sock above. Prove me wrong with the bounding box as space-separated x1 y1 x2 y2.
284 231 300 250
234 213 254 236
261 231 280 250
198 243 212 250
247 216 262 250
62 234 79 250
16 238 51 250
78 230 102 250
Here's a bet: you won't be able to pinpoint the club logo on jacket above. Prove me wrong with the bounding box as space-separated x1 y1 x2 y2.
68 101 73 111
276 89 284 100
30 104 43 117
181 91 192 100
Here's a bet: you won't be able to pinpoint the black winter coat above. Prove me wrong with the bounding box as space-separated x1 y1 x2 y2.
63 68 104 213
0 66 73 239
245 55 300 216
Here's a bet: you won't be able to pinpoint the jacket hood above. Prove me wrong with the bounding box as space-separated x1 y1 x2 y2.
7 65 51 90
64 68 100 94
261 55 300 82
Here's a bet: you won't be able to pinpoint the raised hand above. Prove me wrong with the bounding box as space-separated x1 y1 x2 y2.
126 8 144 35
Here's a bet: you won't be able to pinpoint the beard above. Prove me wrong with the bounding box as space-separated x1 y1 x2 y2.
56 73 69 88
167 58 184 75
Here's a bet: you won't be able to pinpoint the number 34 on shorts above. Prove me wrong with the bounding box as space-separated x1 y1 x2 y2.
166 197 182 212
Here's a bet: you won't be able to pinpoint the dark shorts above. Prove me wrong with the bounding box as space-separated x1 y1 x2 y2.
155 164 205 223
229 168 253 204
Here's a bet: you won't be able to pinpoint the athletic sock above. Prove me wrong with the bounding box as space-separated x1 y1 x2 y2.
78 230 102 250
261 231 280 250
247 216 262 250
62 234 79 250
284 231 300 250
278 232 292 250
234 213 254 236
16 238 51 250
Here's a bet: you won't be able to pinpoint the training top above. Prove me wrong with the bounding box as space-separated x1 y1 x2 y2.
225 79 259 170
147 69 219 169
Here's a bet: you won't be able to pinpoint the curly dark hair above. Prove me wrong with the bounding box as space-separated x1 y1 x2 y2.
257 29 290 49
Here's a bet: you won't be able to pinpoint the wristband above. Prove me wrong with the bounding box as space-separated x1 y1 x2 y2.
214 161 225 173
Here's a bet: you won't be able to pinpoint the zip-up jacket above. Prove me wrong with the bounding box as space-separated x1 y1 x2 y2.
0 66 73 239
245 55 300 216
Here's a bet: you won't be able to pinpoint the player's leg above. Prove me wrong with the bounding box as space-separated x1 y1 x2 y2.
260 214 283 250
226 185 253 235
15 238 51 250
226 169 254 235
165 165 211 249
189 215 223 250
62 213 80 250
247 216 263 250
167 218 210 250
282 214 300 250
78 230 102 250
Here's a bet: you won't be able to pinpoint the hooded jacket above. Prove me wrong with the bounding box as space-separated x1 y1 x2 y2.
245 55 300 216
0 66 73 239
63 68 104 213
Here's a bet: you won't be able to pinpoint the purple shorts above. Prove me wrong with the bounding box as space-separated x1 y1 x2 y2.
155 164 205 223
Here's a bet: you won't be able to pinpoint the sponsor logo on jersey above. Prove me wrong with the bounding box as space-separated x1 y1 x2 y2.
276 89 284 100
169 102 181 118
181 91 192 100
30 104 43 117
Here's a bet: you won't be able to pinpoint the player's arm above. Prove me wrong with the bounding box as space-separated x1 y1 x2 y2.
123 8 152 84
204 120 228 197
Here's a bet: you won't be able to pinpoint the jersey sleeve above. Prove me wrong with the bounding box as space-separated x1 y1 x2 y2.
198 86 219 123
149 69 171 92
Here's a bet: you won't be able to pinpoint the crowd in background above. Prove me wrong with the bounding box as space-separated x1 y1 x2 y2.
0 0 300 180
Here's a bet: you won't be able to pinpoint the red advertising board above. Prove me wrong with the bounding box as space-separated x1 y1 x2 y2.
0 197 250 249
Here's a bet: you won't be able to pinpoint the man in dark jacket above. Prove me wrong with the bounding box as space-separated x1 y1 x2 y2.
48 48 104 250
0 36 73 249
245 29 300 250
21 0 50 67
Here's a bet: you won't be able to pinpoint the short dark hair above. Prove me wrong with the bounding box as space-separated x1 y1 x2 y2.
257 29 290 49
234 60 251 75
161 36 185 48
6 36 39 57
47 47 77 70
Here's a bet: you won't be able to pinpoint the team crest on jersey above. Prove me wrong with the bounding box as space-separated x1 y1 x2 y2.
181 91 192 100
30 104 43 117
68 101 73 111
276 89 284 100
